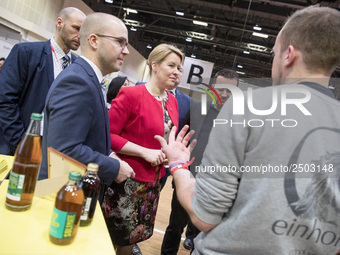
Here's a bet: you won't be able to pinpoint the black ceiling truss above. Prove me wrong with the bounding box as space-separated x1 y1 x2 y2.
83 0 340 79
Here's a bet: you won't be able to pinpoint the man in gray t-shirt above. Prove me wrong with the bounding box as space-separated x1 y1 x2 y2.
156 6 340 255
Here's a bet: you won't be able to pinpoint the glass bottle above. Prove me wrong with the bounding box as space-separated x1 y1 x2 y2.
49 171 84 245
5 113 42 211
80 163 101 226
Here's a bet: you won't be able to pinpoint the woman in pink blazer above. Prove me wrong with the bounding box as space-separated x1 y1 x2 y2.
103 44 184 255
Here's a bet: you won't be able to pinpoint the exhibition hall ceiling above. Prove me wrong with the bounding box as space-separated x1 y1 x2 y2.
82 0 340 80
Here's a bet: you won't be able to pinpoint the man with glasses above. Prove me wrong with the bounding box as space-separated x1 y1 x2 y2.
39 13 135 190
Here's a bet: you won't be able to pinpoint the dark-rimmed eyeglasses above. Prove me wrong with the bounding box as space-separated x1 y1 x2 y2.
95 34 128 50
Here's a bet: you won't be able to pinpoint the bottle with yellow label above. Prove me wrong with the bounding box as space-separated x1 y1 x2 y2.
49 171 84 245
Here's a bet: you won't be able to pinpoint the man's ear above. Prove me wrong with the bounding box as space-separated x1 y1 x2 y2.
88 34 98 50
56 17 63 31
285 45 297 67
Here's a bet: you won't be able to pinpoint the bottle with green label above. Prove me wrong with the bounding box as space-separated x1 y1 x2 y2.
49 171 84 245
5 113 42 211
80 163 101 226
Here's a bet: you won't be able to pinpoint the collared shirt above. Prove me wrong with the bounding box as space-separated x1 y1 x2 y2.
41 38 71 135
80 56 103 84
167 88 176 97
80 56 107 107
50 37 71 78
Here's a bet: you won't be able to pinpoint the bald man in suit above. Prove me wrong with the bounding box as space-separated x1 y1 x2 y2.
0 7 85 155
40 13 135 188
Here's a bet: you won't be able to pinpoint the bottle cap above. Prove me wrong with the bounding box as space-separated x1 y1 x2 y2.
31 113 42 121
69 171 82 181
87 163 99 172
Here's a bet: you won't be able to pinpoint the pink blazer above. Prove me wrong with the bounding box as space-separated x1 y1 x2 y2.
109 84 179 182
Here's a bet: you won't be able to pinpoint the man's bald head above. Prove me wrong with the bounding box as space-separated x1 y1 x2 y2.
79 12 129 75
57 7 85 24
80 13 126 48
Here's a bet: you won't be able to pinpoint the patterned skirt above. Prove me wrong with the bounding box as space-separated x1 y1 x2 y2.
101 169 161 246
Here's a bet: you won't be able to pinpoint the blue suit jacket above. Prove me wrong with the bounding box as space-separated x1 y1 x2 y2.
0 40 76 155
175 89 191 131
39 57 120 186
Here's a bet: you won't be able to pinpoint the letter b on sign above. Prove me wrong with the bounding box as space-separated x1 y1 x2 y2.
187 64 203 85
180 57 214 89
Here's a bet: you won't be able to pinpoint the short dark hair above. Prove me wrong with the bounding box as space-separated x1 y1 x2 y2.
214 69 239 87
107 76 128 104
0 57 5 61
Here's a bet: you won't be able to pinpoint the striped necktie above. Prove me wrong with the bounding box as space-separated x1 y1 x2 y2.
100 79 107 101
62 55 70 69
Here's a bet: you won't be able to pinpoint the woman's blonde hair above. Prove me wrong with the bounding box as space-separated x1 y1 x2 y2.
147 44 184 76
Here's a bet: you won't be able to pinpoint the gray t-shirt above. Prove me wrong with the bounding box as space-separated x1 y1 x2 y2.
192 83 340 255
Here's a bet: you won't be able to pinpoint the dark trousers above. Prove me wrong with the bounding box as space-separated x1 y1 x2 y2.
160 167 171 190
161 183 200 255
185 220 198 242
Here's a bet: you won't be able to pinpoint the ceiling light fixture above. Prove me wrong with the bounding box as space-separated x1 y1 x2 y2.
252 32 268 38
186 37 192 42
246 43 270 53
184 31 214 41
191 54 196 58
237 65 243 69
104 0 114 3
123 19 146 28
176 11 184 16
193 20 208 27
124 8 138 14
130 27 137 31
146 44 152 49
236 71 245 75
243 50 250 54
253 25 262 31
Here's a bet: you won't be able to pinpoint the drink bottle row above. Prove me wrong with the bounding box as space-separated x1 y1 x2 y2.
50 166 101 245
4 113 101 245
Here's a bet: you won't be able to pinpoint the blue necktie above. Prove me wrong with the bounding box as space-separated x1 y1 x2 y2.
62 55 70 69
